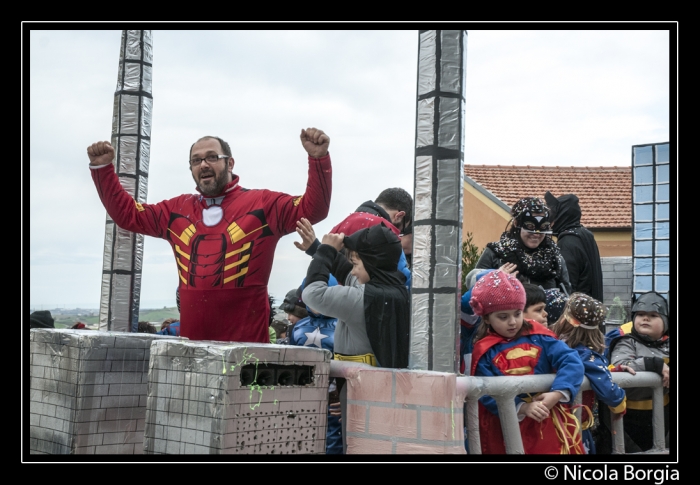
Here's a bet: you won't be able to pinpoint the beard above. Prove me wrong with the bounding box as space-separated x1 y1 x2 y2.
196 167 230 196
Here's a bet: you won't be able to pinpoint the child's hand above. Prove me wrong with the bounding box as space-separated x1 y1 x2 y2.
521 401 550 422
321 233 345 252
662 363 670 388
294 218 317 251
534 391 565 410
616 364 636 375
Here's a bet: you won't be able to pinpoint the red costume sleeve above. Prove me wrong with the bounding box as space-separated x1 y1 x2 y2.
90 163 176 239
263 155 332 236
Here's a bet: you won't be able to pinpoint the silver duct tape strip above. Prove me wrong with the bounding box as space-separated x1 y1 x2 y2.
102 223 114 272
131 271 142 332
142 31 154 62
436 159 460 221
460 100 466 153
434 225 460 288
140 139 151 173
99 273 111 331
120 95 140 134
461 34 468 96
134 234 144 271
433 293 459 368
119 173 136 195
119 136 138 174
418 31 436 96
111 96 120 130
142 63 153 93
126 30 142 59
439 31 463 94
408 293 430 372
414 155 433 221
141 97 153 137
412 225 432 289
114 226 134 271
416 98 435 148
110 273 133 333
137 175 149 209
438 97 460 149
124 62 141 91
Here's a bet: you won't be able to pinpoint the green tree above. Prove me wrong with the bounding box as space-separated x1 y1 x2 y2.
461 232 482 290
606 296 627 323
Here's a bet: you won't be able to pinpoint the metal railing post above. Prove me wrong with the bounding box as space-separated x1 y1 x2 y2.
453 371 667 455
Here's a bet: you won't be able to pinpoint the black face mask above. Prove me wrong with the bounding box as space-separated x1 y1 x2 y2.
516 211 553 234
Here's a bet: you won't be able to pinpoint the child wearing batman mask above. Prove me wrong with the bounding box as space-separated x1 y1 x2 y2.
475 196 572 294
604 291 670 453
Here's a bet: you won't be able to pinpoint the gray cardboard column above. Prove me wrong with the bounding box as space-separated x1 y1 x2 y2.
409 30 467 373
99 30 153 332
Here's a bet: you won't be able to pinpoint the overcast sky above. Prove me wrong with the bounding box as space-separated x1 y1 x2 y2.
27 28 673 310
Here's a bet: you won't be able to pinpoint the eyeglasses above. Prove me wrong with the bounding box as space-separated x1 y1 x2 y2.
189 154 228 167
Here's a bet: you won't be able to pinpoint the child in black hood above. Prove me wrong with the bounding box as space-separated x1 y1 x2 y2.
302 222 410 369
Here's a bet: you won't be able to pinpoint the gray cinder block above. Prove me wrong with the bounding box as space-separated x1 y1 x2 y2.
29 328 182 455
144 341 331 455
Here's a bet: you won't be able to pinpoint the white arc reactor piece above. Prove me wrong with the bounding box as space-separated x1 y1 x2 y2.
203 205 224 227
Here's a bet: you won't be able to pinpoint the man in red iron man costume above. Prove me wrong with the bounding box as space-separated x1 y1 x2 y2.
88 128 332 343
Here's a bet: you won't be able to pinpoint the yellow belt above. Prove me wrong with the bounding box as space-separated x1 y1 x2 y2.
334 352 378 367
627 394 670 411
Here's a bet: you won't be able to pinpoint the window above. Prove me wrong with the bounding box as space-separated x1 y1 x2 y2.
632 142 670 298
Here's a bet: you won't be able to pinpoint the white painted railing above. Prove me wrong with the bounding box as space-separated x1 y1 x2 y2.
456 371 667 454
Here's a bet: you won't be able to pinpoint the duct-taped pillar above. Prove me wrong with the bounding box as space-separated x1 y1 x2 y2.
99 30 153 332
409 30 467 373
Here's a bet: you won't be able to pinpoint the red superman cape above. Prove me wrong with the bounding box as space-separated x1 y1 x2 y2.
470 321 584 454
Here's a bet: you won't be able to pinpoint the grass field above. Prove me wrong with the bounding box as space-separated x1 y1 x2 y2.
52 307 180 329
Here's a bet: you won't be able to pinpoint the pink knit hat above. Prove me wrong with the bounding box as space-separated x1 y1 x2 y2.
469 270 526 316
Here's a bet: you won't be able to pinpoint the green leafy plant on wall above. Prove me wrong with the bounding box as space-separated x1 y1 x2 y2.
461 232 482 290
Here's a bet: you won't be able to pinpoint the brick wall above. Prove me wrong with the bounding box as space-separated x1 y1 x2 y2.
343 367 466 454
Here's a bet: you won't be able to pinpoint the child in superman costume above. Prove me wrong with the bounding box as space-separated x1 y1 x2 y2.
469 270 585 454
88 129 332 343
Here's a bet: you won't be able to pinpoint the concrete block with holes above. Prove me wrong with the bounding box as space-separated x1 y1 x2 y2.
143 340 331 454
29 328 181 454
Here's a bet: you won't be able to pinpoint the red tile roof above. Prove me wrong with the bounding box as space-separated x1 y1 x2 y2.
464 165 632 229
